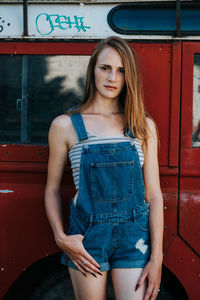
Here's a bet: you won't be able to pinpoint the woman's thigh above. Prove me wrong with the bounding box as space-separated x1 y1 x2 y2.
68 267 108 300
111 268 147 300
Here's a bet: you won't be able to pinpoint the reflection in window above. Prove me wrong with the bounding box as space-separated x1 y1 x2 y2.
193 54 200 147
29 55 89 144
0 55 90 145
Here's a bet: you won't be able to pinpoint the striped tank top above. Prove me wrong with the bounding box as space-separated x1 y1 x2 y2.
69 131 144 190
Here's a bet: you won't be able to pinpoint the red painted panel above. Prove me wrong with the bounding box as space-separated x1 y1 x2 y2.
180 178 200 254
180 43 200 260
164 236 200 300
181 53 194 148
132 43 172 166
169 42 181 166
160 174 178 253
0 165 74 299
181 148 200 174
0 42 97 55
0 144 49 163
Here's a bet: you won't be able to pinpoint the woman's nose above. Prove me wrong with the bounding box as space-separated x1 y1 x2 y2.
107 70 117 82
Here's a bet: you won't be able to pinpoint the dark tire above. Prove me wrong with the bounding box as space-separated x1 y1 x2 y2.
29 268 75 300
29 268 115 300
29 265 188 300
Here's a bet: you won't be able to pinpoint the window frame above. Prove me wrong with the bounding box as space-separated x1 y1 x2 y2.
107 3 200 36
181 42 200 175
0 41 97 162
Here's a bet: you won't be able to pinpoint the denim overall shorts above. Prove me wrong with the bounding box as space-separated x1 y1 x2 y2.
60 113 151 271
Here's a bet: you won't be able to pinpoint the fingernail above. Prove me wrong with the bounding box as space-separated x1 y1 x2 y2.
82 273 87 277
97 271 103 276
92 273 97 278
97 266 101 270
135 283 140 291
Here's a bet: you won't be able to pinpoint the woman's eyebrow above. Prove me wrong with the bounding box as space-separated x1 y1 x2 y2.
99 64 124 69
99 64 111 67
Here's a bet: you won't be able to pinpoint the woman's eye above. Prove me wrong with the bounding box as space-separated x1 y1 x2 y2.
119 69 125 73
100 66 108 71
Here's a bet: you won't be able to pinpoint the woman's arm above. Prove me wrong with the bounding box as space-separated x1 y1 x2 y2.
143 118 164 263
44 115 69 243
136 117 164 300
44 115 101 276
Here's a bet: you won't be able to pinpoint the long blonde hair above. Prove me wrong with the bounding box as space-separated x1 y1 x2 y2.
66 36 157 149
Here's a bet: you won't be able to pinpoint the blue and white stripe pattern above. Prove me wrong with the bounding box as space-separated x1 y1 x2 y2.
68 131 144 190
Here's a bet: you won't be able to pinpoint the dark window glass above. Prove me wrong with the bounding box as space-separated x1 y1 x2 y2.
108 4 200 35
0 55 90 145
0 55 22 143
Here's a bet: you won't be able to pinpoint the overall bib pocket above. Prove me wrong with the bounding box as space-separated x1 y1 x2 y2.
91 161 134 202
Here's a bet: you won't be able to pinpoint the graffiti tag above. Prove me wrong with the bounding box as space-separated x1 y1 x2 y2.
36 13 91 36
0 17 11 33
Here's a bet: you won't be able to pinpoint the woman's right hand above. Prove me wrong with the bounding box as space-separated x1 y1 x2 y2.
56 233 103 277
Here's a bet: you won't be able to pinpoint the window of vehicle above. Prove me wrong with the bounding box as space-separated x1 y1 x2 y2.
108 3 200 35
193 54 200 147
0 55 90 145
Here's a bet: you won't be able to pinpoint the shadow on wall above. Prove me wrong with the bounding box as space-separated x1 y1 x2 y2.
0 54 87 144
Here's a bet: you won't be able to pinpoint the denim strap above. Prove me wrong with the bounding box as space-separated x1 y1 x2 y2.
125 127 135 138
70 113 88 141
69 104 133 140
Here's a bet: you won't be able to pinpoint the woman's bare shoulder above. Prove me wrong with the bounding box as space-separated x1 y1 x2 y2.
50 114 75 134
50 114 71 128
49 114 75 145
145 116 157 139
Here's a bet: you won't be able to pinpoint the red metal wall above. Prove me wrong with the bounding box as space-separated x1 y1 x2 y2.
0 41 199 300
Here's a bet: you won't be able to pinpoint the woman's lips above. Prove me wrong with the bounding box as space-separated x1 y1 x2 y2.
104 85 117 89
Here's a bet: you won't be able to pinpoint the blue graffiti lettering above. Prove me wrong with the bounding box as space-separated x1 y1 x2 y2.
36 13 91 36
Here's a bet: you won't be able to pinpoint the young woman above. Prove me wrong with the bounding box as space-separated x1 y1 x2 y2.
44 36 164 300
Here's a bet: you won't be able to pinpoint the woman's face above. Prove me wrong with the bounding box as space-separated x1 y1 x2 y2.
94 47 125 101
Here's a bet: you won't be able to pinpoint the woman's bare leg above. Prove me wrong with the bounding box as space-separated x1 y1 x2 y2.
111 268 147 300
68 267 108 300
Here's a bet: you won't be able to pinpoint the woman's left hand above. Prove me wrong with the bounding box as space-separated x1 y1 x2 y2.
135 258 162 300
